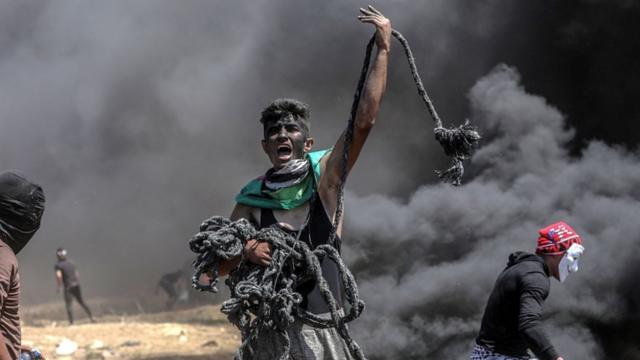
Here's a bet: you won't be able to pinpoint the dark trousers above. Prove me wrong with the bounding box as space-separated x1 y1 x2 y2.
64 285 93 324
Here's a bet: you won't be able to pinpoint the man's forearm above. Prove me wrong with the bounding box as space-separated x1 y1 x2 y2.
218 256 242 276
55 270 63 290
520 325 560 360
355 47 389 130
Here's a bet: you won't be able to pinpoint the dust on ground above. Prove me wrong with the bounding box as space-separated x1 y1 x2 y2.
21 299 240 360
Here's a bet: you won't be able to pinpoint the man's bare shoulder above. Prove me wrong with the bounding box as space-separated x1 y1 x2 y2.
230 203 260 223
317 149 333 189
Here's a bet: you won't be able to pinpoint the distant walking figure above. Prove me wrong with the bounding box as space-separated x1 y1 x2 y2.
156 269 185 310
54 248 94 324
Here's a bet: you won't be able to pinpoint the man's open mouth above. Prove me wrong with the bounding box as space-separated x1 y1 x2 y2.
277 145 292 159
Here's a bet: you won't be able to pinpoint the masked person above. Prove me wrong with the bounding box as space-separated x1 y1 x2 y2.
0 171 45 360
54 248 94 325
214 7 391 359
471 221 585 360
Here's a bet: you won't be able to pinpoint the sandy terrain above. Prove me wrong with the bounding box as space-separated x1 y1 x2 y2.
21 302 240 360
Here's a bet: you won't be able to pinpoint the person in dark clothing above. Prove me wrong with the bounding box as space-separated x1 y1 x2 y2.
156 269 185 310
214 7 392 359
471 221 585 360
54 248 94 324
0 170 46 360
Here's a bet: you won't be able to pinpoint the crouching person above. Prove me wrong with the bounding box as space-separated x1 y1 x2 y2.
471 221 585 360
0 171 46 360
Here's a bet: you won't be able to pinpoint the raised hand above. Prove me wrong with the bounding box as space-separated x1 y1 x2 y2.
358 5 392 52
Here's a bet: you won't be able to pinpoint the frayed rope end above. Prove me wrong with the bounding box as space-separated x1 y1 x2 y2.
433 120 481 158
191 275 219 293
435 157 464 186
433 120 480 185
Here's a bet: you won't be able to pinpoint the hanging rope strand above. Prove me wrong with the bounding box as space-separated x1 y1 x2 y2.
391 29 481 185
392 30 442 129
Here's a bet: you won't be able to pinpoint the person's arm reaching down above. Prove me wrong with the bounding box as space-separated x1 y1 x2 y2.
55 269 63 293
518 272 562 360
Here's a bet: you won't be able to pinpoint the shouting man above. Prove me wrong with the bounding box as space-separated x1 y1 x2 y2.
471 221 586 360
218 6 391 359
0 171 45 360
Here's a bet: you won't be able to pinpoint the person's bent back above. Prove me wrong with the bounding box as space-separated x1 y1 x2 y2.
475 252 556 359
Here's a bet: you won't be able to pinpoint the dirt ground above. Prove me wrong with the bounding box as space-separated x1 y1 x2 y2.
21 301 240 360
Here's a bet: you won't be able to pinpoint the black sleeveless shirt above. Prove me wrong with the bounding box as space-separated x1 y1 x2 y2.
260 198 344 314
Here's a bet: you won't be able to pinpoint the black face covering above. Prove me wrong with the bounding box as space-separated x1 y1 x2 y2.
0 170 45 254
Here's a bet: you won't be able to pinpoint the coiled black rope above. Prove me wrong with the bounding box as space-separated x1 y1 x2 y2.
190 216 365 360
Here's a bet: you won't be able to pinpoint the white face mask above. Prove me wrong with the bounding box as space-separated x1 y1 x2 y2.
558 243 585 283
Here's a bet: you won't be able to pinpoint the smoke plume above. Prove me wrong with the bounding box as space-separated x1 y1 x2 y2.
347 65 640 359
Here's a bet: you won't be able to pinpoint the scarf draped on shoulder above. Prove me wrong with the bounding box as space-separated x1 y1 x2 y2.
235 149 330 210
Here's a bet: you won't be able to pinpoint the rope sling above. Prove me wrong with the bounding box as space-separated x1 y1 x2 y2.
189 29 481 360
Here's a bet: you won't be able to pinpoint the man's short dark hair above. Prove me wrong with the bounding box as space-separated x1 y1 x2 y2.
260 98 310 136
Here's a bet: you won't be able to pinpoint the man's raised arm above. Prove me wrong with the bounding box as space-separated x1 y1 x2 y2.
319 6 391 215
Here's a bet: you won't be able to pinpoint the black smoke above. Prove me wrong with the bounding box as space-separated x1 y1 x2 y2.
0 0 638 358
346 64 640 359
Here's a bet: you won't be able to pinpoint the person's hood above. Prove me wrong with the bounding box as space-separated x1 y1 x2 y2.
506 251 548 274
0 170 45 254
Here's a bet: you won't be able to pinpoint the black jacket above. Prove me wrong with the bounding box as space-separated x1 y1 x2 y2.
476 252 559 360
